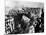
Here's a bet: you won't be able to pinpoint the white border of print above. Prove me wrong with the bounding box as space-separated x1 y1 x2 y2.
0 0 46 35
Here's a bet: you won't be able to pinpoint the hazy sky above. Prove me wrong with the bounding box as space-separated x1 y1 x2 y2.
6 0 44 8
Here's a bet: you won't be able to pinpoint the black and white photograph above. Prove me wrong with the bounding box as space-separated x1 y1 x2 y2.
5 0 44 34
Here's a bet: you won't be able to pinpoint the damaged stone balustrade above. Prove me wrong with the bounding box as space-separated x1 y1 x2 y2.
5 7 44 34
